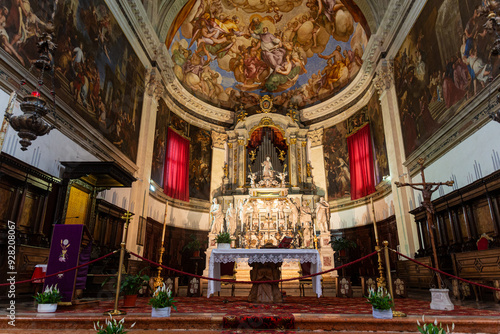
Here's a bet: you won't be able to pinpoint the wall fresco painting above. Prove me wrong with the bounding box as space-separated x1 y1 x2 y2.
167 0 368 110
0 0 145 162
324 122 350 201
188 125 212 201
151 99 169 187
394 0 498 156
169 111 189 136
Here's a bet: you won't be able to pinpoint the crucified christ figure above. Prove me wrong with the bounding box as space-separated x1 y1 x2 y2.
394 158 454 289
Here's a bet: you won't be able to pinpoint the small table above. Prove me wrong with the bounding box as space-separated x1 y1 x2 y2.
207 249 322 298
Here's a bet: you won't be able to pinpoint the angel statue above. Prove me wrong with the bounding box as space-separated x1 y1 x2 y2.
248 172 257 187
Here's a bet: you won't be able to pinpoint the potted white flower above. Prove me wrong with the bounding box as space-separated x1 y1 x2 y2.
366 286 394 319
93 315 135 333
216 232 232 249
148 283 177 317
34 284 62 313
417 315 455 333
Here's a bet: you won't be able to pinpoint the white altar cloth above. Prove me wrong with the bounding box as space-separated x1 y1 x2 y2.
207 249 322 298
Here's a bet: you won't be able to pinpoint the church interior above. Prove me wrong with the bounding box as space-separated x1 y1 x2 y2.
1 0 500 332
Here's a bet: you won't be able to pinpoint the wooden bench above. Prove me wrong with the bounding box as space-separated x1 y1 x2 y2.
396 256 435 289
451 248 500 302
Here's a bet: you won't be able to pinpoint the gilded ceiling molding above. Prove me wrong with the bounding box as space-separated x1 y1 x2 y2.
373 59 394 96
211 131 228 149
307 128 324 148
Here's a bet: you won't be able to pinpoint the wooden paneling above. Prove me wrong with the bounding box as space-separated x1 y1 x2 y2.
15 245 50 294
452 249 500 281
397 256 435 289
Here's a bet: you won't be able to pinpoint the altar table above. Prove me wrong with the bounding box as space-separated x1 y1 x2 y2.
207 249 322 298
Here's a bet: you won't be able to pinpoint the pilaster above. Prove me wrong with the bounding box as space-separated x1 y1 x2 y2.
210 131 227 199
289 135 299 192
374 59 419 257
126 70 160 256
307 128 327 198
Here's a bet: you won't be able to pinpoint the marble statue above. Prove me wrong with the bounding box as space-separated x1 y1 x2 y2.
210 198 225 234
226 202 237 236
277 171 287 187
261 156 274 179
248 172 257 187
315 197 330 233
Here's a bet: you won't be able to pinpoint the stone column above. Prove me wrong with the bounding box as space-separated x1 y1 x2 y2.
237 136 246 192
307 128 327 198
227 138 237 191
289 135 299 193
374 59 419 257
126 68 161 256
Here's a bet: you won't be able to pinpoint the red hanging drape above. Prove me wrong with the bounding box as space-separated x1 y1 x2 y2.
163 128 190 202
347 124 376 200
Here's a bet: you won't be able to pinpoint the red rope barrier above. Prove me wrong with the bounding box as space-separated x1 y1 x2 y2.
0 250 119 287
393 249 500 292
129 250 378 284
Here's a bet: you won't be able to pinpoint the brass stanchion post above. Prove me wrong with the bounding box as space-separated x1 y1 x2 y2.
105 211 133 315
371 197 386 288
383 240 406 317
154 201 169 290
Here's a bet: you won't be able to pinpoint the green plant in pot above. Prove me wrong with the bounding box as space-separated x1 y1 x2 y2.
366 286 394 319
183 234 202 257
329 237 357 256
120 268 149 307
216 231 232 249
34 284 62 313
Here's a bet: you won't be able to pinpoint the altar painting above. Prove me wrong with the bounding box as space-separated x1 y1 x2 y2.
394 0 499 156
151 99 169 187
365 93 389 183
189 125 212 201
324 122 350 201
167 0 368 110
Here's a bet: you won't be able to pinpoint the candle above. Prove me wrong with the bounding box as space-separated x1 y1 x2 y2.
161 201 168 244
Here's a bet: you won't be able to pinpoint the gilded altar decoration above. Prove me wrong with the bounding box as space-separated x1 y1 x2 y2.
286 105 299 122
59 239 70 262
259 95 274 113
249 149 257 162
236 105 248 123
278 149 286 161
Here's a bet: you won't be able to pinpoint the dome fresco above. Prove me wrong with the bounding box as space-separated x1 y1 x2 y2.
166 0 368 111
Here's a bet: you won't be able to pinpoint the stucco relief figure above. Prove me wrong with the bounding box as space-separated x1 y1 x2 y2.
261 156 274 179
210 198 225 234
226 202 237 236
315 197 330 233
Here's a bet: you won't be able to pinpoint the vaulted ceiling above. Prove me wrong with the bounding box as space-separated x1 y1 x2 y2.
133 0 400 129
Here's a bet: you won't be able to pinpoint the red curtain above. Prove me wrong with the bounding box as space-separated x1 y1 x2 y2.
347 124 376 200
163 128 190 202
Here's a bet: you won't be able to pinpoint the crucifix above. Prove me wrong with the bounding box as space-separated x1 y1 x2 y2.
394 158 454 289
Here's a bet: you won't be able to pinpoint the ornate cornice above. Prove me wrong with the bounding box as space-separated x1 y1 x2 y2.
211 131 228 149
307 128 324 147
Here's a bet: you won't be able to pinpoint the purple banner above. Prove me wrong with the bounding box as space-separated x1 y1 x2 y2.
44 225 84 302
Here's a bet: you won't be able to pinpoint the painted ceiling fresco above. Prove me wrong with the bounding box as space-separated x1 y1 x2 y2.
167 0 368 111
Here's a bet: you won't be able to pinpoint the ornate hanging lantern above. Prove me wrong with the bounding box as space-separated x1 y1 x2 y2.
4 23 57 151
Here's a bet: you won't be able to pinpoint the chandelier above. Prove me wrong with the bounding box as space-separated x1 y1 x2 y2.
4 23 57 150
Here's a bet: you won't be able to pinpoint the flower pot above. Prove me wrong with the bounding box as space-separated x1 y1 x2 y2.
123 294 138 307
372 307 393 319
217 243 231 249
37 303 57 313
151 306 171 317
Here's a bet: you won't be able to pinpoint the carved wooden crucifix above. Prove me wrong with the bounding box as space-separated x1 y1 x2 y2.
394 158 454 289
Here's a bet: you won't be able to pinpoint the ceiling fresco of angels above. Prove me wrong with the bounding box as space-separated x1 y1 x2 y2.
167 0 368 111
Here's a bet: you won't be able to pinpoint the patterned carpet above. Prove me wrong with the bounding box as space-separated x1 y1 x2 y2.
42 296 500 316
